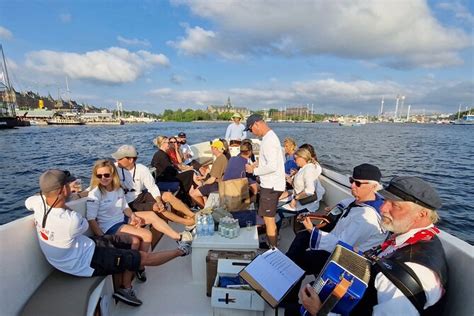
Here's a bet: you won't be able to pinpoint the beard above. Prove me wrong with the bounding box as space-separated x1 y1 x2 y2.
181 140 187 144
381 215 413 234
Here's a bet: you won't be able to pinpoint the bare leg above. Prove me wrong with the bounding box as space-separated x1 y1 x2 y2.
264 216 278 247
117 225 152 252
121 270 135 288
139 249 183 266
159 210 194 226
190 187 205 208
162 192 196 218
134 211 181 240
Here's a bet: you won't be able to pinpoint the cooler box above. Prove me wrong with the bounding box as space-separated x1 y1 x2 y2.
206 250 257 297
211 259 265 312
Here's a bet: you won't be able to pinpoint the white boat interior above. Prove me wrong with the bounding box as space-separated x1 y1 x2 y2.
1 140 473 316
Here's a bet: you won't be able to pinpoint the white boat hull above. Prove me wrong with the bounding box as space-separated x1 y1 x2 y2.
1 140 472 316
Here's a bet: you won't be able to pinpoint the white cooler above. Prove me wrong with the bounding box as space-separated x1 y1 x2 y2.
211 259 265 314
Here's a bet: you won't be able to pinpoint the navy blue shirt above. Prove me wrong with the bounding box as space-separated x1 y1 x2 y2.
223 156 256 184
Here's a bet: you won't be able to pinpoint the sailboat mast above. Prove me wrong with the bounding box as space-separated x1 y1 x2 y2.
0 44 12 90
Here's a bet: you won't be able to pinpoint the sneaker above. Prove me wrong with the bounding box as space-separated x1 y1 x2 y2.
136 269 147 282
179 231 193 243
113 287 143 306
184 224 196 233
177 242 192 256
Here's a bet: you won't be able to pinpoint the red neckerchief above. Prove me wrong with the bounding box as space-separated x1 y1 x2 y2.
381 226 440 251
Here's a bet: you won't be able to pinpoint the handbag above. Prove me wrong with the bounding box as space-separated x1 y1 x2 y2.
218 177 251 212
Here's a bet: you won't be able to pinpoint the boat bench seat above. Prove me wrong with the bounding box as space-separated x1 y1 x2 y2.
20 269 105 316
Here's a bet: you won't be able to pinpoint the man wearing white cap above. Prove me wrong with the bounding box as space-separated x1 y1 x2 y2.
112 145 195 227
225 112 247 145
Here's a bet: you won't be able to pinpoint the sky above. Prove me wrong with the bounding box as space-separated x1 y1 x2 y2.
0 0 473 115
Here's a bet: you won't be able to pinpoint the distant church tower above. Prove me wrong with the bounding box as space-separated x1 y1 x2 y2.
225 97 232 110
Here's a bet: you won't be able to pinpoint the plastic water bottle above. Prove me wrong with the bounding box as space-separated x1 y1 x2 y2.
196 215 204 237
202 215 208 236
208 215 215 236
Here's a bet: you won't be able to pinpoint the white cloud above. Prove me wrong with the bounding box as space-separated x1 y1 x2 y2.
437 2 474 24
117 36 151 47
147 76 474 113
168 26 217 56
171 0 471 68
59 13 72 23
25 47 170 84
0 26 13 40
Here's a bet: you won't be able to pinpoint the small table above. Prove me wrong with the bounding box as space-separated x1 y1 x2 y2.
191 226 259 284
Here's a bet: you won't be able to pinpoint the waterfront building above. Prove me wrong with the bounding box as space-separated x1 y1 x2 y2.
207 97 250 117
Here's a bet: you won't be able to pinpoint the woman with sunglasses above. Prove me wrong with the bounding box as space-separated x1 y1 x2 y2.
86 160 193 281
152 136 199 206
284 148 325 213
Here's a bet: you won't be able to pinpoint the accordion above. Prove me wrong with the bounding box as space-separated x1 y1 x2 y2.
300 241 371 315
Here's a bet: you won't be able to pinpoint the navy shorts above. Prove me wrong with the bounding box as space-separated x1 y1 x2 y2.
90 235 141 276
258 187 283 217
105 217 128 235
198 182 219 197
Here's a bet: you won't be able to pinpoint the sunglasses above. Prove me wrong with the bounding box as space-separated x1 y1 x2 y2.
96 173 111 179
169 141 177 143
349 177 370 187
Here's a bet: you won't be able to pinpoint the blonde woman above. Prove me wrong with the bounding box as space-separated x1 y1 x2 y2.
86 160 192 281
284 148 325 213
283 137 298 176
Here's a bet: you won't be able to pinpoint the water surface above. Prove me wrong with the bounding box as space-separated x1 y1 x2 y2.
1 122 472 244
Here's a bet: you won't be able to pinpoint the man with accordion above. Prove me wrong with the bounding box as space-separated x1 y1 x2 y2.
298 176 447 316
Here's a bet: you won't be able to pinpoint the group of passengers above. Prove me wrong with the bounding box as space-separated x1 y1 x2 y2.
26 112 448 315
25 141 198 307
223 113 448 316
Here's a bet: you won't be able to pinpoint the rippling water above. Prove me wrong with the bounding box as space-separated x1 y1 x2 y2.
1 122 473 244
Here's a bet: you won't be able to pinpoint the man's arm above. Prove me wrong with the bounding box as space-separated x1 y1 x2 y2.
70 212 90 238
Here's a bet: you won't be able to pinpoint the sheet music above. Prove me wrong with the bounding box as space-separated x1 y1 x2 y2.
243 248 304 302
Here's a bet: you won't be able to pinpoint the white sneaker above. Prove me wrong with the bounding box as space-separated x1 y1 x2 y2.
179 231 193 243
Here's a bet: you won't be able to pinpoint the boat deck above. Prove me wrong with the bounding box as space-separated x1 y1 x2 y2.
114 220 309 316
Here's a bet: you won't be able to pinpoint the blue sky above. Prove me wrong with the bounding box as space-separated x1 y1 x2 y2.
0 0 472 115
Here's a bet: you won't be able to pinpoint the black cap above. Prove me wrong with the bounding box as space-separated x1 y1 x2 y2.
379 176 442 210
244 114 263 131
178 132 186 137
352 163 381 182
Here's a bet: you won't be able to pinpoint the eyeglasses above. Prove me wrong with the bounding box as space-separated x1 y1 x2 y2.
96 173 111 179
349 177 370 187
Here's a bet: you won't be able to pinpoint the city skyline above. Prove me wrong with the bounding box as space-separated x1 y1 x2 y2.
0 0 472 115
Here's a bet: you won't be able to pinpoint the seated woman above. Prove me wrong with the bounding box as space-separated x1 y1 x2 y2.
223 142 259 195
86 160 193 280
282 148 325 213
284 137 299 177
190 139 228 208
166 136 193 172
152 135 195 200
